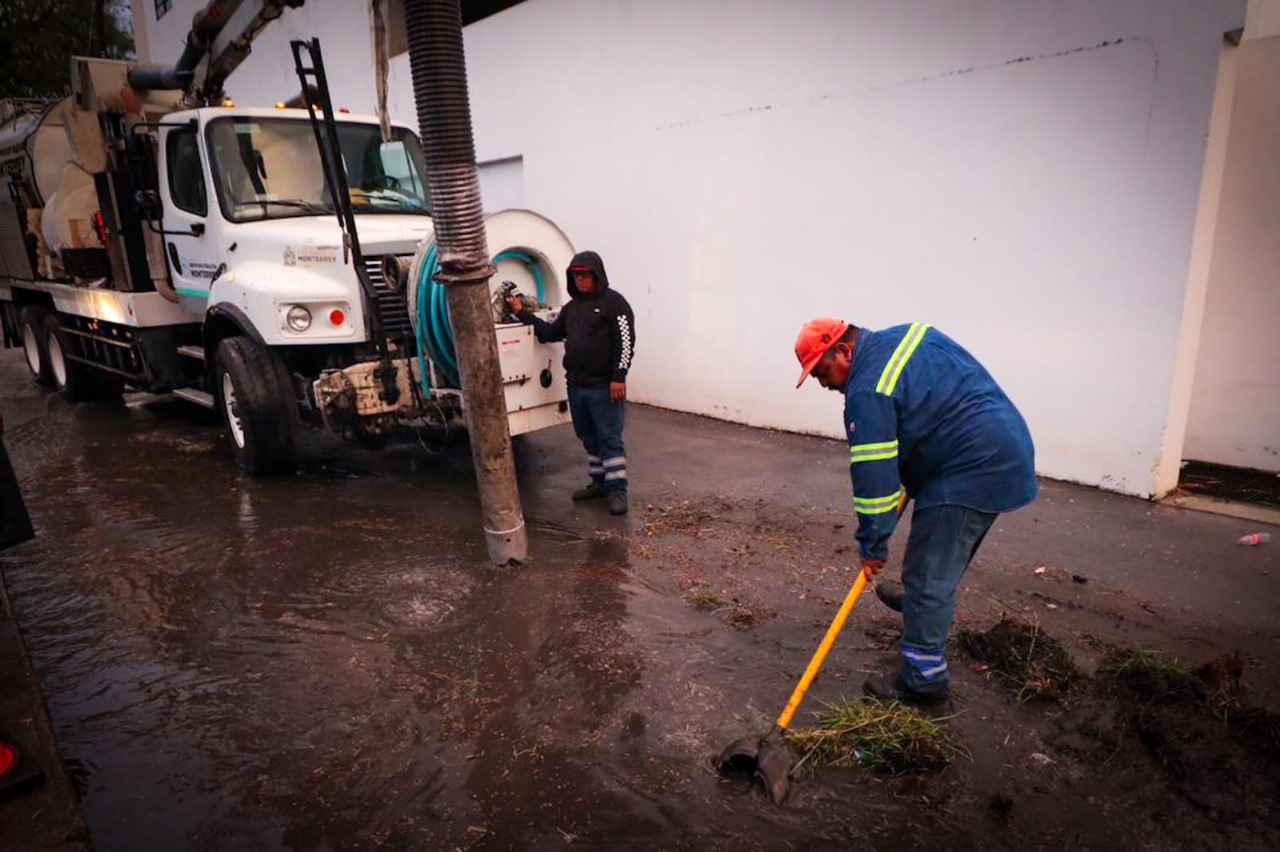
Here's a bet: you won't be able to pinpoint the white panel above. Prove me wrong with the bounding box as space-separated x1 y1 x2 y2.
496 321 571 435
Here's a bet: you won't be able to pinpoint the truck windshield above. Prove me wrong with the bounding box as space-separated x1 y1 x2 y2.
206 117 431 222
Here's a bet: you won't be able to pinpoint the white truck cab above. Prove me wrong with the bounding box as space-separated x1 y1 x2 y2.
1 47 573 474
160 107 431 334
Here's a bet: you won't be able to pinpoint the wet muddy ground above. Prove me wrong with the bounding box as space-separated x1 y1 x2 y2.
2 348 1278 851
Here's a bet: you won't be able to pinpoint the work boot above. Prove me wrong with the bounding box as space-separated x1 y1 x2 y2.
607 491 629 516
863 673 948 707
875 580 905 613
573 481 606 501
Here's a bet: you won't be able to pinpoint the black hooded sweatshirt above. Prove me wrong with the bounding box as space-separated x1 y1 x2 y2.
519 250 636 389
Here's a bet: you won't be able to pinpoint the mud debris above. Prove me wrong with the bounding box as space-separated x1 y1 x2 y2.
1229 706 1280 761
641 496 731 537
987 792 1014 819
1097 647 1245 709
727 601 761 629
958 617 1081 701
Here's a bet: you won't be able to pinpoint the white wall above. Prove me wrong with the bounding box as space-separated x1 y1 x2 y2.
1184 35 1280 473
137 0 1245 497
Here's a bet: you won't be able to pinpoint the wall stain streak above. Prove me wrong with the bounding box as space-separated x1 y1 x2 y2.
655 36 1161 139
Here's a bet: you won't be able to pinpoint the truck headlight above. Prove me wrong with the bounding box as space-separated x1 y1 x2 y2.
286 305 313 332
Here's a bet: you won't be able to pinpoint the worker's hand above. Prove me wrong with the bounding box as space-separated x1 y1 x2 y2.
504 295 524 316
861 558 885 580
610 381 627 402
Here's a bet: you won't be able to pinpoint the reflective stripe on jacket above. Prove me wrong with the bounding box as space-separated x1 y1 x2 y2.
845 324 1037 561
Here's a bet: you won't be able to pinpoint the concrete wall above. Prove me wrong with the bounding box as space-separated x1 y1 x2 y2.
1160 37 1239 494
135 0 1245 496
1184 35 1280 473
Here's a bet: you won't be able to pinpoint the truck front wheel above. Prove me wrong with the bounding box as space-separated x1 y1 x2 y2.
19 306 53 388
214 337 299 475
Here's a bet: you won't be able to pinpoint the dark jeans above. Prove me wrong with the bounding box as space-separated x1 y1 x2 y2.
567 384 627 492
898 504 997 693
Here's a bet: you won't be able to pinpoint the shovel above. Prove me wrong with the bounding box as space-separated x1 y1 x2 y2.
718 493 907 802
717 568 870 802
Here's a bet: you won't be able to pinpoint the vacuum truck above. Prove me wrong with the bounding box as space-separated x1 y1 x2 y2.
0 0 573 474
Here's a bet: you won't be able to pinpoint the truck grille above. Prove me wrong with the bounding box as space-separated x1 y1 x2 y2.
363 256 414 343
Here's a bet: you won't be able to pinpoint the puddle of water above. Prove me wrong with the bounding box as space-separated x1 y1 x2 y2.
2 392 946 850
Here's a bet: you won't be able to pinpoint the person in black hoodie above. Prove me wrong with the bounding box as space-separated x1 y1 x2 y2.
506 250 636 515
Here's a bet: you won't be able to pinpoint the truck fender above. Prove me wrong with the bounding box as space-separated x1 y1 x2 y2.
204 302 266 356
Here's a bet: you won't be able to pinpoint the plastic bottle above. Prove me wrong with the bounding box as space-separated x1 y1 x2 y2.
1237 532 1272 546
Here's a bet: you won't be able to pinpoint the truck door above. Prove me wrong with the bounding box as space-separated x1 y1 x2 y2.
159 123 221 315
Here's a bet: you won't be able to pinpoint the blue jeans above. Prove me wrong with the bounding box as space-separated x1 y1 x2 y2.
898 504 997 694
567 384 627 492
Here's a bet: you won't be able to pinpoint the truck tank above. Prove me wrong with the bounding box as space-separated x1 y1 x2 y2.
0 98 73 208
0 96 108 280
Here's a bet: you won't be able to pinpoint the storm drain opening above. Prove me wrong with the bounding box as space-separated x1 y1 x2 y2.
1178 460 1280 510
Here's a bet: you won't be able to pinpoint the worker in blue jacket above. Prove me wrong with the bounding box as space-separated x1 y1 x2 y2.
794 317 1037 705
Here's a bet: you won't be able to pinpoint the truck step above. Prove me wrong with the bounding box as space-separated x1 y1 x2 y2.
172 387 215 410
176 345 205 362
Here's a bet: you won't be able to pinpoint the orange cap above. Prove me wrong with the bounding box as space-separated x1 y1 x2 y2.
794 318 849 388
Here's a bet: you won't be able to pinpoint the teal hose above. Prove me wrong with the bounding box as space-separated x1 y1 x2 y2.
414 241 452 391
414 245 544 394
493 250 545 303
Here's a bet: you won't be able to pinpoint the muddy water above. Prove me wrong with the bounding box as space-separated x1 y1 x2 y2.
3 393 930 850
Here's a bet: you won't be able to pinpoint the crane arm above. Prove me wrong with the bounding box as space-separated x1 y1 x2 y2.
127 0 306 105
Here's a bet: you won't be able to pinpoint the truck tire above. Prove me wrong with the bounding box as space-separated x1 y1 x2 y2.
41 314 125 402
19 306 54 388
214 336 299 475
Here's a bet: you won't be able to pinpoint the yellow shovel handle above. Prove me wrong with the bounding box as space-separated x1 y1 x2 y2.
774 492 907 731
775 569 868 730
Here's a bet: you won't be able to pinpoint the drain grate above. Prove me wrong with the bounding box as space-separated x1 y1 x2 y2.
1179 460 1280 510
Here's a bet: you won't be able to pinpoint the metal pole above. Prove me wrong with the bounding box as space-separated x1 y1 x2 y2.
403 0 527 565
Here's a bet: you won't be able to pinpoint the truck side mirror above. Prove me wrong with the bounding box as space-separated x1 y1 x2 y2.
134 190 163 219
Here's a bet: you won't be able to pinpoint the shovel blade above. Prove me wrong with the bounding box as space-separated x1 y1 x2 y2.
755 727 794 803
717 726 794 804
717 736 761 775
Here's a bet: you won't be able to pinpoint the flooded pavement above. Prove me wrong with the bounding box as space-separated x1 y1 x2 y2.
0 370 856 850
3 348 1279 851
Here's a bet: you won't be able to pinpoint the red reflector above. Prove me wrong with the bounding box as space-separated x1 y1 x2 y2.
0 742 15 777
329 309 345 326
92 211 110 255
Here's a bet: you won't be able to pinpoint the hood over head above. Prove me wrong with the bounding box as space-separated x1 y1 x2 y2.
566 250 609 298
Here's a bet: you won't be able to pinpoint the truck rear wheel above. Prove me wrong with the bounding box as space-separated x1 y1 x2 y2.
214 336 299 475
41 314 124 402
19 306 53 388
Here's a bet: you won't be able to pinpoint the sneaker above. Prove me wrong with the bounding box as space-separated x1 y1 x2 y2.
862 673 948 707
875 580 905 613
607 491 628 515
572 481 606 501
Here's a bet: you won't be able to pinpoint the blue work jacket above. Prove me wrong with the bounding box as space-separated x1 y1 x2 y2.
844 323 1037 561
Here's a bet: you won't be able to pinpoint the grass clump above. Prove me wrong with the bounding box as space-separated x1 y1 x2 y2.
789 699 962 774
959 617 1080 702
684 586 724 610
